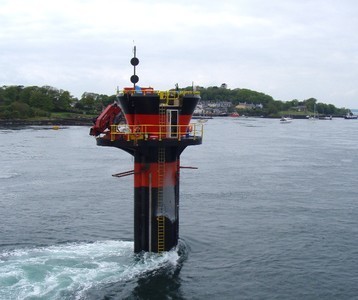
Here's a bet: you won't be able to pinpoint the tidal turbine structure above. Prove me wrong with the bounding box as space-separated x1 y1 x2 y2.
90 47 203 252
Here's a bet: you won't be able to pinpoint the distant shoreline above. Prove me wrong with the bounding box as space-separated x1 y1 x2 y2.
0 118 93 127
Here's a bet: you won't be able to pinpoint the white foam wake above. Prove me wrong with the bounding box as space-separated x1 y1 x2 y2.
0 240 179 299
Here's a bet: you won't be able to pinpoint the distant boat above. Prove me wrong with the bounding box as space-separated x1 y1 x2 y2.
229 112 240 117
307 103 318 120
344 113 358 119
280 117 292 123
319 116 332 120
307 116 318 120
196 118 208 124
192 115 213 120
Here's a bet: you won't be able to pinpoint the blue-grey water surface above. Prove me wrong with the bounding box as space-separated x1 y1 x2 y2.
1 118 358 299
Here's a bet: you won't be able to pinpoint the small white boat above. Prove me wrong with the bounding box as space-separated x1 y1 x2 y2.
307 103 318 120
307 116 318 120
319 115 332 120
280 117 293 123
344 113 357 119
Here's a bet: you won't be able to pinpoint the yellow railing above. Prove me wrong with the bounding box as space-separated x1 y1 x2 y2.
158 91 200 100
122 89 199 96
110 123 203 142
120 89 200 105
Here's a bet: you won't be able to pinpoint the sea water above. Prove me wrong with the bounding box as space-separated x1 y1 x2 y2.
1 118 358 299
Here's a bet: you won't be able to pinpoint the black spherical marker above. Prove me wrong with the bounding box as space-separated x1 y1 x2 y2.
131 57 139 66
130 75 139 84
131 46 140 87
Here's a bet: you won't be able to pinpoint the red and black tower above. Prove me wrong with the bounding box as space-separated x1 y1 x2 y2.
90 47 203 253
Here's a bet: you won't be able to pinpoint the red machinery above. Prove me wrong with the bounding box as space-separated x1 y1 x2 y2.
89 103 122 136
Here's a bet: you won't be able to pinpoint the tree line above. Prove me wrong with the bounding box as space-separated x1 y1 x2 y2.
0 85 116 119
0 84 350 119
194 86 349 116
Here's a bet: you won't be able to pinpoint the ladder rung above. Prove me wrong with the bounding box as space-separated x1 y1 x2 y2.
157 148 166 252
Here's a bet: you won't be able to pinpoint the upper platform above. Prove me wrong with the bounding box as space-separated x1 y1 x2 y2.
94 88 203 153
118 88 200 117
116 88 201 138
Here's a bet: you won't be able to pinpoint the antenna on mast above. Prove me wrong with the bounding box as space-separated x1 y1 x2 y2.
130 45 139 89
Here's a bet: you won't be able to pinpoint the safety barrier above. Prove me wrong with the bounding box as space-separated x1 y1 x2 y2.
110 123 203 142
120 89 200 105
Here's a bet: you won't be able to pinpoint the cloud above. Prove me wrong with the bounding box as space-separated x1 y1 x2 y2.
1 0 357 108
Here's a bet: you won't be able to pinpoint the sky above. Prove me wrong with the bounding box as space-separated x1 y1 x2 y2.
1 0 357 108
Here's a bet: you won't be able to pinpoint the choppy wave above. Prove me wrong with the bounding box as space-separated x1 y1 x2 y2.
0 240 182 300
0 172 20 179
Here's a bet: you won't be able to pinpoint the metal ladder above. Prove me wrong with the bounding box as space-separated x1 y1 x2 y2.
159 105 166 140
157 147 165 252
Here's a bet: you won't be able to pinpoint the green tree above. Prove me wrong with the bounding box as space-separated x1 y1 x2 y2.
304 98 317 112
0 87 5 105
10 101 33 118
266 100 281 116
77 92 96 112
232 89 273 106
19 86 36 104
29 90 54 111
53 90 73 111
2 85 23 104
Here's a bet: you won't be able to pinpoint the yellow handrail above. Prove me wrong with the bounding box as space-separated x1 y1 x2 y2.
121 89 199 97
119 90 200 106
110 123 203 142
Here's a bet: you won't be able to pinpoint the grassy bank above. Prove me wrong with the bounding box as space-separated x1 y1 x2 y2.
0 112 96 126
